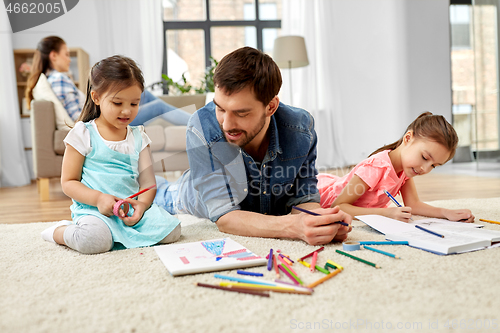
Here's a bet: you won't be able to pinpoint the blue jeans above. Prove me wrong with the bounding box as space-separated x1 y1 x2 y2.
154 175 180 215
130 90 191 126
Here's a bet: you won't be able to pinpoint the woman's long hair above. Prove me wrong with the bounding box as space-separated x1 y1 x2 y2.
369 111 458 162
25 36 66 109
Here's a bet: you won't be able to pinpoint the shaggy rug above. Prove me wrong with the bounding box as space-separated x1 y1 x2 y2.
1 198 500 333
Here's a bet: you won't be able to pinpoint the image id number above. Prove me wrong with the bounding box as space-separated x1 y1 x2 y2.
444 319 498 330
6 2 62 14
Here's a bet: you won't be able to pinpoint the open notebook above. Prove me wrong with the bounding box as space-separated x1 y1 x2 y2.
356 215 500 255
154 237 267 276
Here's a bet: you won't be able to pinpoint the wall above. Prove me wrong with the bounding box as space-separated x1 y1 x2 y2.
10 1 102 67
311 0 452 167
9 0 163 86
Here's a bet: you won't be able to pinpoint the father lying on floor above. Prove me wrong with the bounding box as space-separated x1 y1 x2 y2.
154 46 352 245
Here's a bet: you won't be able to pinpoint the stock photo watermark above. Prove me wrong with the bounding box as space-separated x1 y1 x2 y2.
3 0 79 33
290 318 499 331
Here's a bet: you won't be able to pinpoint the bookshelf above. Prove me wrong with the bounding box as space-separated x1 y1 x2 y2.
13 47 89 117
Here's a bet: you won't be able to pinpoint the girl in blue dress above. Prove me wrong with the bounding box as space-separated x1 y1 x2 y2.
41 55 181 254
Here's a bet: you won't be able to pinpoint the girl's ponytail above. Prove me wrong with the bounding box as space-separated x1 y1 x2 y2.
369 111 458 162
78 77 100 123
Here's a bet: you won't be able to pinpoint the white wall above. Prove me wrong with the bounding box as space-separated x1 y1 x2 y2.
303 0 452 167
10 0 163 86
340 0 451 166
11 1 102 67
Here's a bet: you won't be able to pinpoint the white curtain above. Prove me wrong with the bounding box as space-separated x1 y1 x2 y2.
281 0 348 169
0 7 31 188
96 0 164 86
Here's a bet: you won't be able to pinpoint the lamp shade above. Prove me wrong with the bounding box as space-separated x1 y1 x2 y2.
272 36 309 69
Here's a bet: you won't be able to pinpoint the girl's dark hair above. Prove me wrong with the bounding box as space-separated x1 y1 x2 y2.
78 55 144 123
369 111 459 162
25 36 66 109
213 46 282 106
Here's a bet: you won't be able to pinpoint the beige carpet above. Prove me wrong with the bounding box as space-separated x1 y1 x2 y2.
1 198 500 333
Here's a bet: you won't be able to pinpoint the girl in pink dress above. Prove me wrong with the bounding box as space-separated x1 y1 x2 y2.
318 112 474 223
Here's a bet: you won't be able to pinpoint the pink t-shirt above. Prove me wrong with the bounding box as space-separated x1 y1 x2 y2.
317 150 409 209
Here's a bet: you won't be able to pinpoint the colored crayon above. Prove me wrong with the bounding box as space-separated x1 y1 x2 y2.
196 283 269 297
363 246 401 259
335 249 380 269
237 270 264 276
307 269 342 289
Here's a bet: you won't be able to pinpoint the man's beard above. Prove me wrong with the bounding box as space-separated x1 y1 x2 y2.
219 113 267 148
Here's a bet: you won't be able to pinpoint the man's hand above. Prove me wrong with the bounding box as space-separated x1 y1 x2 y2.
294 206 352 245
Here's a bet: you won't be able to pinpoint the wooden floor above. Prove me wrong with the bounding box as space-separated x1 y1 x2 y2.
1 173 500 224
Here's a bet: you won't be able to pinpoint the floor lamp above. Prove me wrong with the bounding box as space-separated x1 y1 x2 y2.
272 36 309 106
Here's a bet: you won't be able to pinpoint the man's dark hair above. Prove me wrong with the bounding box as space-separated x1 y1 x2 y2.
213 46 282 106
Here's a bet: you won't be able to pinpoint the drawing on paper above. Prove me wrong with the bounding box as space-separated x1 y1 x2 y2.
202 239 226 256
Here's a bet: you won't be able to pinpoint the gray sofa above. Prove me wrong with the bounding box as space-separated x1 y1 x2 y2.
31 94 207 201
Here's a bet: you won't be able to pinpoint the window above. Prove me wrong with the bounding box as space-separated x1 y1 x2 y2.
162 0 282 90
450 0 500 157
450 5 471 49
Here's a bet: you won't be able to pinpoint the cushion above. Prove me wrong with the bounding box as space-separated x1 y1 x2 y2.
144 125 166 152
32 73 75 131
54 130 69 155
164 126 187 151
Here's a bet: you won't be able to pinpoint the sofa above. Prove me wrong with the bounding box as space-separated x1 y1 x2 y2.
31 94 207 201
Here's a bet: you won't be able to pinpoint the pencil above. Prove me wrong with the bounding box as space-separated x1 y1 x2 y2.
292 206 350 226
196 282 270 297
383 190 413 221
314 265 330 275
236 270 264 277
298 260 310 268
127 184 156 199
335 249 381 269
310 251 318 272
278 264 303 285
274 280 315 293
213 274 276 286
363 245 401 259
220 282 312 295
281 254 294 263
359 241 409 245
298 246 325 261
267 249 273 271
415 225 445 238
279 253 294 265
307 269 342 289
298 260 329 274
277 254 300 277
479 218 500 225
326 259 344 271
273 254 279 279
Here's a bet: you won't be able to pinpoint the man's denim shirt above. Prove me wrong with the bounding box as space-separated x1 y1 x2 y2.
175 101 320 222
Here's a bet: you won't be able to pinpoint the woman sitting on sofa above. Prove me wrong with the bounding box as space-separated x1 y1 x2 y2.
25 35 191 126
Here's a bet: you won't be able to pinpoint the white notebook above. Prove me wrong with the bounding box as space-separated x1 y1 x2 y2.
356 215 500 255
154 237 267 276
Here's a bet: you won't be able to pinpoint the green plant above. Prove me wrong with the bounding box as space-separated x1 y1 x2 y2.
195 56 218 94
161 56 218 95
161 73 194 95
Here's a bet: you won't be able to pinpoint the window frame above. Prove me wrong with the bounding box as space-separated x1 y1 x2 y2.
162 0 281 82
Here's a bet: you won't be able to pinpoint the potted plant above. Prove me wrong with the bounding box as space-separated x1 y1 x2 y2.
158 57 218 96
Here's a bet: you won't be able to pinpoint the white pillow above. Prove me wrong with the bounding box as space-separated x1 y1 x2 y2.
32 73 75 131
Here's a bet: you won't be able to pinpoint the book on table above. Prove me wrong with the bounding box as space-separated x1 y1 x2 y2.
356 215 500 255
154 237 267 276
